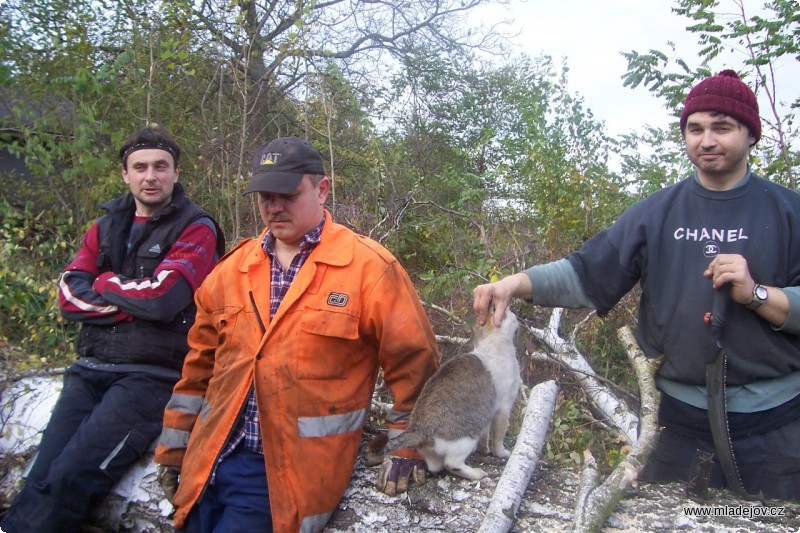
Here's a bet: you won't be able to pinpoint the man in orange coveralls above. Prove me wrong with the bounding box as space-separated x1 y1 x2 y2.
154 135 440 532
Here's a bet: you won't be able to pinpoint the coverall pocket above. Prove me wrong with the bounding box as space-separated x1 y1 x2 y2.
297 309 360 380
212 307 245 370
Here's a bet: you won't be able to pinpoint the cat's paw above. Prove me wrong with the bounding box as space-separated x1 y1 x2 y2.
447 464 487 480
471 468 488 480
493 447 511 459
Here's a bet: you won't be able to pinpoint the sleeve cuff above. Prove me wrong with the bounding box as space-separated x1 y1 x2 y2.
525 259 594 308
774 286 800 334
91 271 115 295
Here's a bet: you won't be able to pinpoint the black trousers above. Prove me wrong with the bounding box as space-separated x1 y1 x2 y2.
640 394 800 500
0 364 174 533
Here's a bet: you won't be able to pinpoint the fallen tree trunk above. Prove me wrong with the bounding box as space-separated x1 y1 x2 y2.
527 308 639 444
479 380 560 533
572 326 663 532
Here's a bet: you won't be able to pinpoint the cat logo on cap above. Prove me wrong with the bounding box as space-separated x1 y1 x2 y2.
259 152 281 166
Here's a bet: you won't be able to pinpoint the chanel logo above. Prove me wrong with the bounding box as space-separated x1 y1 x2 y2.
703 240 719 258
327 293 349 307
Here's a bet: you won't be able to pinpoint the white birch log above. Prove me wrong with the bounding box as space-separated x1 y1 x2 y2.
572 326 663 532
435 334 470 346
478 380 560 533
527 308 639 444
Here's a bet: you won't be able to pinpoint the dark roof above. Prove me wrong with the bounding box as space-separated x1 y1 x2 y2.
0 88 74 136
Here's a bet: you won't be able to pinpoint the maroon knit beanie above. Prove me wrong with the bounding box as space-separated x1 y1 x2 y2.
679 70 761 144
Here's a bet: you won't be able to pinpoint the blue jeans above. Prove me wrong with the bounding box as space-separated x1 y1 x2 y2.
179 445 272 533
0 364 174 533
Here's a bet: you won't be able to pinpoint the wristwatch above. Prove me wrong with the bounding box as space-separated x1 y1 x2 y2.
747 284 768 310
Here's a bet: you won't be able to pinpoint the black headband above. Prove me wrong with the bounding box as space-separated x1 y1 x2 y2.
121 142 179 166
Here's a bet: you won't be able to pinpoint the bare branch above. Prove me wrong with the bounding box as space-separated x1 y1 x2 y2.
572 326 663 532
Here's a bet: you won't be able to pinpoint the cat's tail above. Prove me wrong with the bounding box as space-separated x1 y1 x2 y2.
384 429 425 454
365 430 425 465
365 433 389 466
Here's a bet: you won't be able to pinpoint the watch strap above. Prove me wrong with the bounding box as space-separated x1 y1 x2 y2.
747 284 767 310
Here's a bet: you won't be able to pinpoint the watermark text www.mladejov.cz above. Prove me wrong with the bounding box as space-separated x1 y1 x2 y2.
683 504 785 519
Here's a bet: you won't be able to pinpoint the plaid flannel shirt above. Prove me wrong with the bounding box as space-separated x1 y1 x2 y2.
214 217 324 468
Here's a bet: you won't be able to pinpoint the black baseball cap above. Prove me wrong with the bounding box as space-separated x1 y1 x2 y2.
245 136 325 194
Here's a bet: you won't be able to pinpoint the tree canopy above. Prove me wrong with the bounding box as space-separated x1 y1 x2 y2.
0 0 796 370
1 0 798 476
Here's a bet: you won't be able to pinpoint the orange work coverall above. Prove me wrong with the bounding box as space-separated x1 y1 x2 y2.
155 212 440 532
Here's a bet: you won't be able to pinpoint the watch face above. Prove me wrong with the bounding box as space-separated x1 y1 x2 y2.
755 285 768 300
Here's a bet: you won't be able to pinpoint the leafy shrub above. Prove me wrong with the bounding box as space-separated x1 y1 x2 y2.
0 201 77 369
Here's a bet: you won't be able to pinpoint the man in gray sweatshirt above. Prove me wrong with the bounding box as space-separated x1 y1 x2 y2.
473 70 800 500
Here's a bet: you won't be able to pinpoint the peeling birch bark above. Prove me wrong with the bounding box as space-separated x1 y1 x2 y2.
572 326 663 533
478 380 560 533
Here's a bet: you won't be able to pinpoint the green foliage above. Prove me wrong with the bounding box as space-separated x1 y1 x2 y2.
581 298 641 390
545 396 591 466
1 0 127 228
614 125 692 199
492 58 633 258
384 165 494 306
2 109 121 231
544 395 630 471
375 49 634 308
0 201 77 368
530 304 641 472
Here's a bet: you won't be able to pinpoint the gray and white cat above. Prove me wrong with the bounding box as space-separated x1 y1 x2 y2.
381 310 521 480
